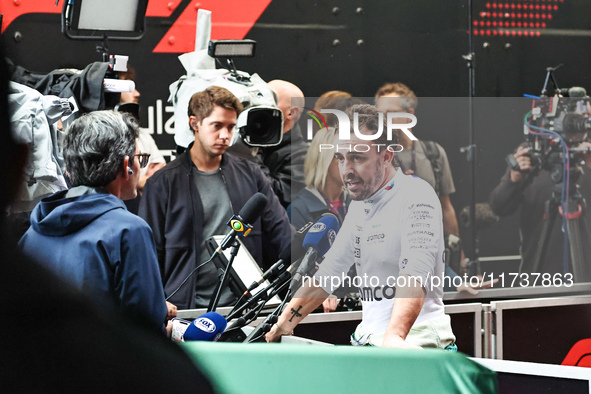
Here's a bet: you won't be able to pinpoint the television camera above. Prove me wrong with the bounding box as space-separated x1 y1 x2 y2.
170 39 283 156
510 66 591 282
510 67 591 181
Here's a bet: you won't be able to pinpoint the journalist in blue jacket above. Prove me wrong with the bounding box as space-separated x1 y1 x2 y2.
19 111 169 332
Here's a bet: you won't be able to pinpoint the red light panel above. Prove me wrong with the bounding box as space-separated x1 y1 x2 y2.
472 0 559 39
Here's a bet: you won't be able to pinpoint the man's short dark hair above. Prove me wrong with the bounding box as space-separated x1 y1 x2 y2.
337 103 398 149
63 110 139 187
187 86 243 126
374 82 418 112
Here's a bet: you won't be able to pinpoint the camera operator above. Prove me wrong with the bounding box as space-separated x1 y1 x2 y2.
489 137 591 278
254 79 308 209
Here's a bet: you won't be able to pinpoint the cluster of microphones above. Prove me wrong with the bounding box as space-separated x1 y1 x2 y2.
170 192 341 343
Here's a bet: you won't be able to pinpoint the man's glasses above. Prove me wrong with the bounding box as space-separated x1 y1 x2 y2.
134 153 151 169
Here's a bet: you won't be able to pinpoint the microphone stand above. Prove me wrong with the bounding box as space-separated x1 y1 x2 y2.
243 286 292 343
239 254 321 342
460 0 481 276
220 276 290 342
208 240 241 312
226 270 291 321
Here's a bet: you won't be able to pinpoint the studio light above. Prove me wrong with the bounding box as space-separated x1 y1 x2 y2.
62 0 148 41
208 40 257 58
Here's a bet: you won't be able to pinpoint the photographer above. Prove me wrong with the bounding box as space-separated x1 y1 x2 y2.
489 139 591 278
255 79 307 209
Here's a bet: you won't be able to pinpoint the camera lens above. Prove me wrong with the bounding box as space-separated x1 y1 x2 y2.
564 113 591 135
242 108 282 146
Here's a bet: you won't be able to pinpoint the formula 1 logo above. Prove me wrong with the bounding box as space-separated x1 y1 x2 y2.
0 0 273 53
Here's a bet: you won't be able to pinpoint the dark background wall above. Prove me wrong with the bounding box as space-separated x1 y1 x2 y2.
3 0 591 263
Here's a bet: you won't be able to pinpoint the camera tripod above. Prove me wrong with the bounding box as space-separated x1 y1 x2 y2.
529 158 590 282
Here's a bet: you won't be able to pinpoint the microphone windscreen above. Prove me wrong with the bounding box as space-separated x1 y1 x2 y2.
238 193 268 224
183 312 227 342
302 213 340 256
291 220 314 261
568 87 587 98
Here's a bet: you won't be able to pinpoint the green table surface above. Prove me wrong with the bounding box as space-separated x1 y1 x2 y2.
182 342 498 394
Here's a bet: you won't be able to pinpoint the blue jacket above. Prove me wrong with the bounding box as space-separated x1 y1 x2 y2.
19 188 168 331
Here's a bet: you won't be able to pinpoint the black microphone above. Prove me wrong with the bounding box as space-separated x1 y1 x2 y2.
216 193 268 253
244 218 320 292
225 316 247 332
244 314 278 343
166 193 268 304
246 246 291 292
225 268 294 322
218 317 249 342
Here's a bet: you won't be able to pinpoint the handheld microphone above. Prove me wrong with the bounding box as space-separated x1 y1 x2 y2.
290 219 316 262
245 216 333 293
170 318 192 342
217 193 268 253
183 312 227 342
290 213 340 290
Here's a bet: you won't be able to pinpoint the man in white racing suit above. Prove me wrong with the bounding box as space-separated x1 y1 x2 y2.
266 104 455 349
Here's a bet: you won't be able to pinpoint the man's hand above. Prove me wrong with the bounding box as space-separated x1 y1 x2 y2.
383 275 425 349
265 324 284 343
166 301 177 321
456 278 499 295
381 333 423 349
322 296 339 313
510 146 531 183
264 281 329 343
